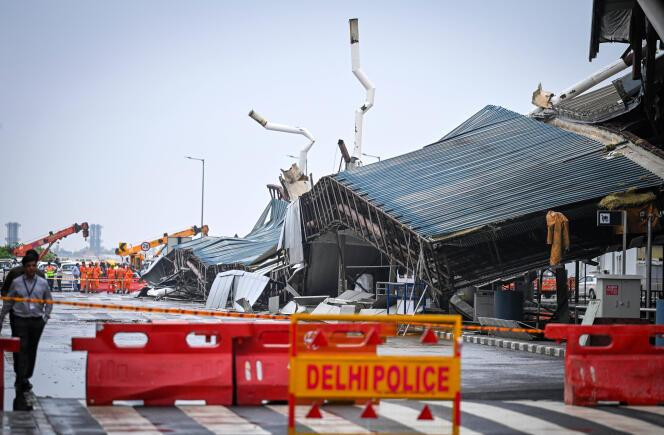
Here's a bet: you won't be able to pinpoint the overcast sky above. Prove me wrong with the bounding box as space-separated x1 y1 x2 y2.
1 1 626 253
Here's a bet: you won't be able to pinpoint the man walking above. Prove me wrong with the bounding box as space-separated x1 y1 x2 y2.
0 249 53 411
72 263 81 292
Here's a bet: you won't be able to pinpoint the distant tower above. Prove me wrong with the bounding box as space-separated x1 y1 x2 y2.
5 222 20 247
89 224 102 253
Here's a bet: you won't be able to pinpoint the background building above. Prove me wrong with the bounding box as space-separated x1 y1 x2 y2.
5 222 20 247
89 224 102 254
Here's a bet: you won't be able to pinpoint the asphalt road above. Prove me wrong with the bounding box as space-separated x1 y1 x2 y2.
2 292 563 408
3 293 663 434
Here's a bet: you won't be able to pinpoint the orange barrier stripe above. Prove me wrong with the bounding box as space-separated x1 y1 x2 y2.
0 296 289 321
0 296 544 333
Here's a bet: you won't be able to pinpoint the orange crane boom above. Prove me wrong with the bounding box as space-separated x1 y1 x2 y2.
115 225 209 258
13 223 90 259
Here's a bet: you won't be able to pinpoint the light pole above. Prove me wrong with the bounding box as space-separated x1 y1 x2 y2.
362 152 381 162
185 156 205 233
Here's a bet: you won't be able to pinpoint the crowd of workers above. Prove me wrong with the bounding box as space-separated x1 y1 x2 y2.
43 261 136 293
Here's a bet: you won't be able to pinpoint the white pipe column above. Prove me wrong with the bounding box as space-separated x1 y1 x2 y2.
248 110 315 175
349 18 375 166
550 56 631 105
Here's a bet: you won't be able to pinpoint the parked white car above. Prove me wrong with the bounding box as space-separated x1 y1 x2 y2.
578 275 597 299
57 262 80 291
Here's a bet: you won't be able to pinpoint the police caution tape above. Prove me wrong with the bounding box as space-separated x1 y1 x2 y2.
293 355 459 399
0 296 543 334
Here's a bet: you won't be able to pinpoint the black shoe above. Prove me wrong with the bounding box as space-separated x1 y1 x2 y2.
13 395 33 411
15 379 32 392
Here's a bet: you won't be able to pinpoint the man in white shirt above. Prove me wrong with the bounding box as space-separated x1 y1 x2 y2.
0 249 52 411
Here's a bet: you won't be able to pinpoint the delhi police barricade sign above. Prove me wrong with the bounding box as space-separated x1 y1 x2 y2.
288 313 462 435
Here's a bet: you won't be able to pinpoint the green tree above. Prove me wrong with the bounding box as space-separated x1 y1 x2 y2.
0 245 14 259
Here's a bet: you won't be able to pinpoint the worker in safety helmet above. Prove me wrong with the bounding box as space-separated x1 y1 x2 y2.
0 249 53 411
106 265 116 293
91 263 101 291
115 265 122 293
79 262 87 293
119 265 127 292
45 262 56 290
124 266 134 294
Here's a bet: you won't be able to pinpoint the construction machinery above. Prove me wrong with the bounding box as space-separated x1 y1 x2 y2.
116 225 209 269
13 223 90 259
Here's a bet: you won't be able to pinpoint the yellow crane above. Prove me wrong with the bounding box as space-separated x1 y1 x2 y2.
116 225 209 268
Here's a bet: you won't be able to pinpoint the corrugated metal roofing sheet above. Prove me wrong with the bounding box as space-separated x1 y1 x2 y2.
174 198 288 267
334 105 662 240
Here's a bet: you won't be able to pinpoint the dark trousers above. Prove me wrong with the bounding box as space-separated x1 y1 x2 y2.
11 314 45 389
47 278 54 289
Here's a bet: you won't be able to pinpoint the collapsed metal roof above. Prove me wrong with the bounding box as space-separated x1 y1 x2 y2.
301 105 663 294
173 198 288 267
534 72 643 124
333 105 661 241
142 198 289 299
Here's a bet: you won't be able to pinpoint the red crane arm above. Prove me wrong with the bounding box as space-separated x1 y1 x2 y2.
13 223 90 258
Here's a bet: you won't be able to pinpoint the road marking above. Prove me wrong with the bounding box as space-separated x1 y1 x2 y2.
515 400 664 434
87 406 161 434
376 401 462 435
628 406 664 416
427 400 578 433
269 404 370 434
178 405 269 434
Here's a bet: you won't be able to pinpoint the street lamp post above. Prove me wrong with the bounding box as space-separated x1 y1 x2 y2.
185 156 205 233
362 152 381 162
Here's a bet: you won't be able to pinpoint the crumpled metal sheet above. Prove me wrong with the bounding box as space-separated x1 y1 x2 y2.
205 270 270 312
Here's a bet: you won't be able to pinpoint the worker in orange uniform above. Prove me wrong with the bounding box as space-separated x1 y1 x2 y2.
79 263 87 293
86 263 93 292
124 266 134 294
106 266 116 293
115 266 123 293
91 263 101 291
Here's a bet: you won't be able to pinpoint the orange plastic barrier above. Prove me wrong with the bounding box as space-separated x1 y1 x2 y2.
235 323 290 405
0 337 20 410
545 324 664 405
72 323 252 405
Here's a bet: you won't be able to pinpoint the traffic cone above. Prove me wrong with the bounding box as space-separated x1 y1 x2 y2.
417 404 434 420
306 403 323 419
360 402 378 419
420 328 438 344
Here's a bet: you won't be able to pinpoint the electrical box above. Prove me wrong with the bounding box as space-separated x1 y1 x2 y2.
596 274 641 318
474 289 494 322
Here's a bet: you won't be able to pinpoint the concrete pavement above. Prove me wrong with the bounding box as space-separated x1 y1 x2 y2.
1 292 660 433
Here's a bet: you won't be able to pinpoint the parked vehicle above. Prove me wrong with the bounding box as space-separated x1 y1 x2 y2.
0 259 17 285
57 262 79 291
578 274 597 299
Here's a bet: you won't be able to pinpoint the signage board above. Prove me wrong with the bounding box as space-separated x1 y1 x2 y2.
292 355 459 400
597 210 623 227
